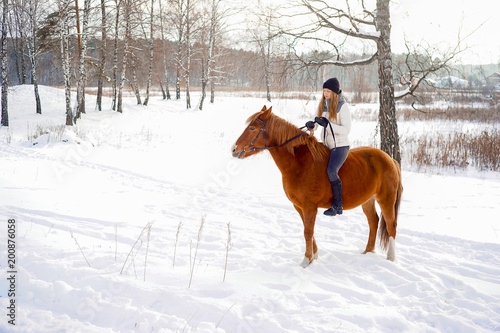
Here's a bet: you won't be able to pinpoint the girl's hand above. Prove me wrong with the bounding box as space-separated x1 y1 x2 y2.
314 117 329 127
305 121 315 129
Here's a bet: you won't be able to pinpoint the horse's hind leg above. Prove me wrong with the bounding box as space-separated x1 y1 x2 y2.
361 197 379 254
379 201 397 261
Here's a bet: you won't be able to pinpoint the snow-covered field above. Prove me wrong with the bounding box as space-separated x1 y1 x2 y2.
1 85 499 332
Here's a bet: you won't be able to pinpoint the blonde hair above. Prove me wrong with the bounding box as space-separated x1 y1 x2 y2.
316 90 339 122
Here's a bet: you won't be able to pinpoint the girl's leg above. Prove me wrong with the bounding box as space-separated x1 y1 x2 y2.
325 146 349 216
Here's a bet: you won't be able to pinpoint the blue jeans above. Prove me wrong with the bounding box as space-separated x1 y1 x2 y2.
327 146 349 182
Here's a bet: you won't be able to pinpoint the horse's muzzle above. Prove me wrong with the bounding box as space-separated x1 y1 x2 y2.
231 145 245 159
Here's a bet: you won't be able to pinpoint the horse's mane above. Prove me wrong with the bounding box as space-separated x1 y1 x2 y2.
246 111 329 162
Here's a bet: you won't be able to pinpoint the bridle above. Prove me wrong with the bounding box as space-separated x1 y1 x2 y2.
245 118 309 152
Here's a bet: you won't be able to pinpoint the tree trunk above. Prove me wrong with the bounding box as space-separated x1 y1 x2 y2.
197 0 217 111
96 0 107 111
117 0 130 113
175 72 181 100
143 0 154 106
376 0 400 164
210 81 214 103
59 0 72 126
185 0 191 109
130 54 142 104
8 8 27 85
198 62 206 111
1 0 8 127
27 0 41 114
111 0 120 111
158 0 170 100
75 0 90 122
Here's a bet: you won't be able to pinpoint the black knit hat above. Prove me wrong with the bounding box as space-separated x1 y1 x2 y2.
323 78 341 95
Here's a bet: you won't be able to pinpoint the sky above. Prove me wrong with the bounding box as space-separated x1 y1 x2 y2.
390 0 499 64
252 0 499 65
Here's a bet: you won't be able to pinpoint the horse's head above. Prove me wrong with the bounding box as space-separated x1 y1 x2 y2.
231 105 273 159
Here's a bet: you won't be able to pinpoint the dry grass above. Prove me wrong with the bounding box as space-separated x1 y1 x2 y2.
405 129 500 171
398 105 500 123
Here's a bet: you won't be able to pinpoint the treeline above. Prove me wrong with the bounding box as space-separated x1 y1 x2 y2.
2 0 493 129
2 0 384 119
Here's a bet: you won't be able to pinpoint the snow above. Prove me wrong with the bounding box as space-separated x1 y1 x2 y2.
1 85 500 332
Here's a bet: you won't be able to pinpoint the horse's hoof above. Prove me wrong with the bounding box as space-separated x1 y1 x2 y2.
313 252 319 260
300 256 312 268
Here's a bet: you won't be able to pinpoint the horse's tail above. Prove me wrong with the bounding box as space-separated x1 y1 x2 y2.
379 159 403 250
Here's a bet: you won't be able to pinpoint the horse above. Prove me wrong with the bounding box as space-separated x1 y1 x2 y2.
231 106 403 267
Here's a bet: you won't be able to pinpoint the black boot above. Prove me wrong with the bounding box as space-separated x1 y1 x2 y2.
324 180 343 216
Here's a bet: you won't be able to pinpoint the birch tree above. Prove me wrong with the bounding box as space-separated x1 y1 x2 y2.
129 52 142 104
26 0 42 114
74 0 91 122
196 0 225 111
95 0 107 111
158 0 170 100
282 0 465 164
142 0 154 106
171 0 186 101
252 10 275 103
58 0 73 125
184 0 194 109
283 0 400 162
111 0 121 110
1 0 8 127
8 0 28 85
116 0 131 113
248 3 281 103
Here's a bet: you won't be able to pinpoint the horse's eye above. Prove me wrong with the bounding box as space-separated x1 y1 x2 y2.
249 126 256 131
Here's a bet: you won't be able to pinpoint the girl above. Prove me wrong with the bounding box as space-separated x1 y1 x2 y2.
306 77 351 216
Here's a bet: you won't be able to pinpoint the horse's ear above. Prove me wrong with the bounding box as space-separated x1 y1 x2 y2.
261 106 273 121
260 105 267 112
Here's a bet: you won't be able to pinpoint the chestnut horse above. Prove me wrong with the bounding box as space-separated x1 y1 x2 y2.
232 106 403 267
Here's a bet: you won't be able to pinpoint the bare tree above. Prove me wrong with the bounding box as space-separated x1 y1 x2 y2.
95 0 107 111
116 0 131 113
158 0 171 100
281 0 467 164
184 0 195 109
171 0 186 101
142 0 154 106
247 3 283 102
26 0 42 114
196 0 219 110
290 0 399 162
8 0 28 85
1 0 8 127
129 51 142 104
111 0 121 110
74 0 91 122
57 0 73 125
394 39 467 109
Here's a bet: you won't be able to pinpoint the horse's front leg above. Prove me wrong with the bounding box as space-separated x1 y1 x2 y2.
295 205 318 268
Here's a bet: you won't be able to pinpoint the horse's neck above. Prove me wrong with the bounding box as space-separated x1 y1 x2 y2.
268 145 300 177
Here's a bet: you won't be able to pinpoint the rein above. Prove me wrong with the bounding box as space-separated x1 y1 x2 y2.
247 118 308 152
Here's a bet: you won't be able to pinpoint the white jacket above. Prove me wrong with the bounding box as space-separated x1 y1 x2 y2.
317 102 351 149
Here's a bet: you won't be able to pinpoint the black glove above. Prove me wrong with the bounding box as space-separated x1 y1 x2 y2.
315 116 329 127
305 121 315 129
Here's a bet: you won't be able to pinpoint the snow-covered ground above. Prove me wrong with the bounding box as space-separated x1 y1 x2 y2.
1 85 499 332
